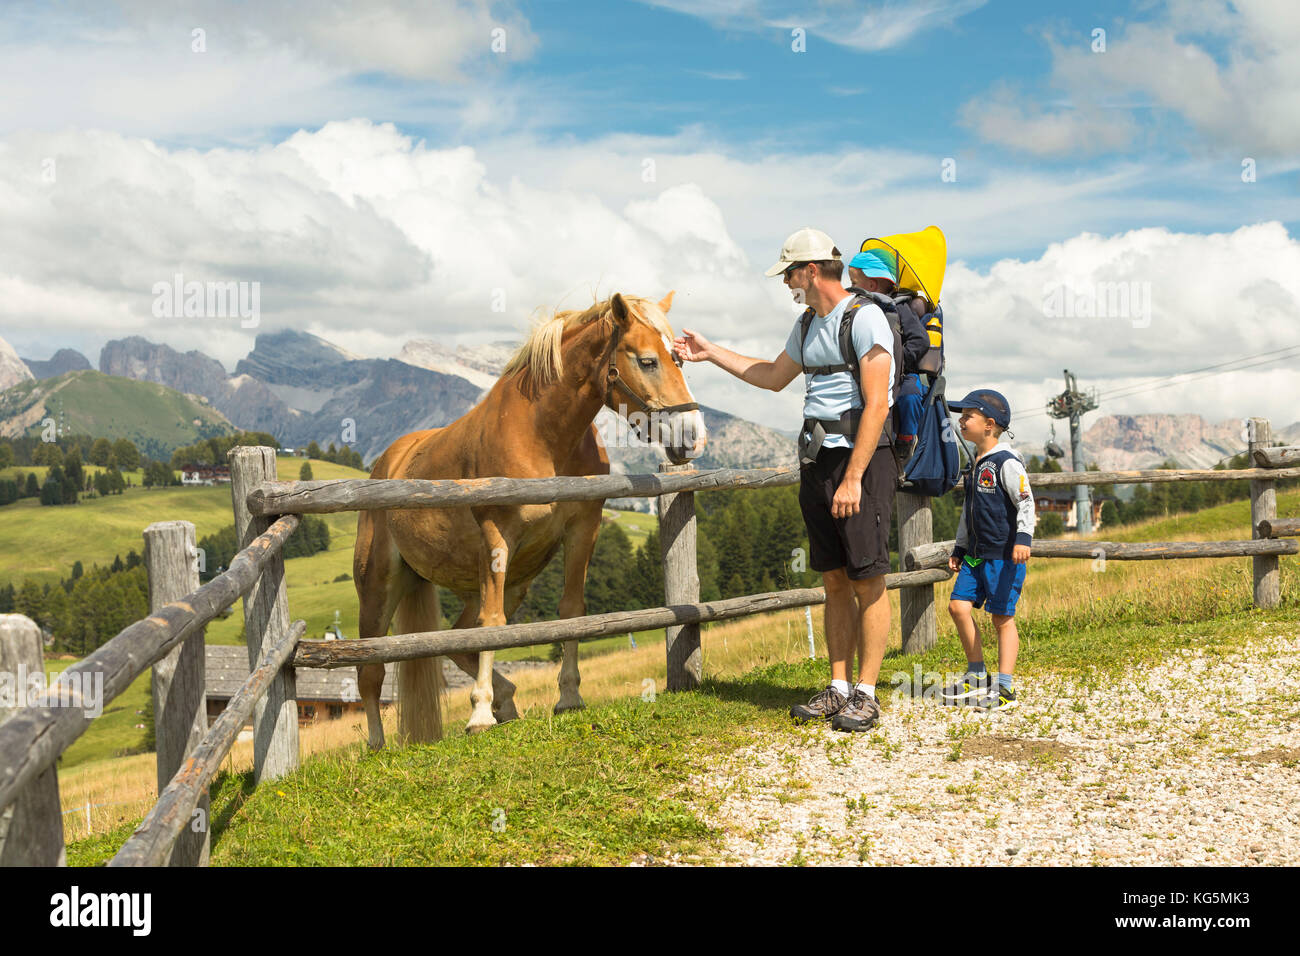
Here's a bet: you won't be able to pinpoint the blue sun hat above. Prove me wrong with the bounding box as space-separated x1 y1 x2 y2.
847 248 897 282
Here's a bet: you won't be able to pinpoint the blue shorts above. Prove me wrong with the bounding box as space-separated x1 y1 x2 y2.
950 558 1026 616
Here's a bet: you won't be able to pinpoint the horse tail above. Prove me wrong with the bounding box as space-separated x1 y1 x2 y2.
396 580 445 743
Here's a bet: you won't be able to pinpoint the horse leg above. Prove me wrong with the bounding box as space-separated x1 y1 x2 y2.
465 511 516 734
554 502 603 714
446 592 520 724
354 511 408 751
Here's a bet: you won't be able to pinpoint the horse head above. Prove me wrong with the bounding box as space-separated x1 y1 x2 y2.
603 292 707 465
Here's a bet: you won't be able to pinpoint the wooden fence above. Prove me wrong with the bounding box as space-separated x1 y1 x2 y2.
0 416 1294 866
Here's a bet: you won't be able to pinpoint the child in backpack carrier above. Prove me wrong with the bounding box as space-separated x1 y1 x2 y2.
847 250 934 457
942 389 1035 712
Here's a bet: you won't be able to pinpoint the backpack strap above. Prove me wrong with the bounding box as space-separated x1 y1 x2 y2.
839 293 905 449
797 295 902 469
799 305 855 377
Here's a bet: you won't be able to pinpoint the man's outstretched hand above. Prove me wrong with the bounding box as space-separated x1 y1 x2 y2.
673 329 712 363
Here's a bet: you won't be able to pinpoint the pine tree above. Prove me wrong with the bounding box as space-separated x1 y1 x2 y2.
112 439 140 471
633 527 664 609
40 474 63 506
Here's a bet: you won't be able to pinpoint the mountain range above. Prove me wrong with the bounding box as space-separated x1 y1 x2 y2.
8 330 800 472
4 330 1294 475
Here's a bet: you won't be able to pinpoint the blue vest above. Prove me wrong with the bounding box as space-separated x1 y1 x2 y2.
962 449 1021 560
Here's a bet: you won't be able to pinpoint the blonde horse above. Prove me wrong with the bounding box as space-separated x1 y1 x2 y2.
353 292 706 746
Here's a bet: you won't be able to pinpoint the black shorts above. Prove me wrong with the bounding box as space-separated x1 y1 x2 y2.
798 444 897 580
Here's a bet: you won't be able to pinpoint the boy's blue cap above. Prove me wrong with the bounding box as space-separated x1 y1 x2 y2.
948 389 1011 429
847 249 896 281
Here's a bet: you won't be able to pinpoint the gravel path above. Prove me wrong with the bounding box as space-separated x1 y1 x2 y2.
690 623 1300 865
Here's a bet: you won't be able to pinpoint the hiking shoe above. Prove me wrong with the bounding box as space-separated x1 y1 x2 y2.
830 688 881 733
974 685 1018 712
790 685 848 722
940 672 992 706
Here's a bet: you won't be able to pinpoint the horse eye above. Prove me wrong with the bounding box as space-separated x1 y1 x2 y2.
639 357 657 369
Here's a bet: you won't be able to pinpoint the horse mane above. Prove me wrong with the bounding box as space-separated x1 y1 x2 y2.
501 295 674 388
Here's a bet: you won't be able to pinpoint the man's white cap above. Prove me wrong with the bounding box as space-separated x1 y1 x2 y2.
764 227 839 277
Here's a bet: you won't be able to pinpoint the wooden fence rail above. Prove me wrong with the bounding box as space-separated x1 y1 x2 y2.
291 570 955 670
906 537 1300 571
1257 518 1300 538
0 515 299 816
5 417 1300 869
242 464 1300 517
110 620 306 869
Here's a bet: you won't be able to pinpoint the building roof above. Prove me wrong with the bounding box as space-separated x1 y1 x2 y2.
205 645 396 703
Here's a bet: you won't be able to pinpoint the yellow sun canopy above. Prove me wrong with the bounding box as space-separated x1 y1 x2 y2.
860 225 947 305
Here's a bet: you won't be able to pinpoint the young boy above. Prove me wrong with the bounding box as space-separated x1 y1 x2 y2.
942 389 1035 711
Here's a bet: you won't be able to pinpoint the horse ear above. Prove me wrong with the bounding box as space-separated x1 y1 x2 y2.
610 293 631 327
658 291 675 313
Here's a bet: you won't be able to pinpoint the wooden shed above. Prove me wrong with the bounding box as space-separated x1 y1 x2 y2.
205 645 397 726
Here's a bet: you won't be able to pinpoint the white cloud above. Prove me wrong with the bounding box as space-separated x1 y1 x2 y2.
960 84 1139 157
107 0 536 81
941 221 1300 445
966 1 1300 157
0 1 538 142
3 121 1299 441
638 0 986 52
0 121 775 371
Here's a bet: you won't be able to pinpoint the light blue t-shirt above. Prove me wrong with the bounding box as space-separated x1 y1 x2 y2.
783 293 895 450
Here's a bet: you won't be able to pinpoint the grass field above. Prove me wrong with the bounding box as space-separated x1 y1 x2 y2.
0 455 367 587
66 598 1300 865
46 480 1300 858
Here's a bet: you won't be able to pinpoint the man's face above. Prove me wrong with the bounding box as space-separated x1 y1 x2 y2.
783 261 812 302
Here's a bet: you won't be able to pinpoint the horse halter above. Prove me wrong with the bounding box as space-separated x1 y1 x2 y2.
603 320 700 416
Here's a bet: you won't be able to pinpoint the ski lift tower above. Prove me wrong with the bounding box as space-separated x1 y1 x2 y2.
1046 369 1100 534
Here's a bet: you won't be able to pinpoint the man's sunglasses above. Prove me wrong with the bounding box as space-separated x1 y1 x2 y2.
784 262 810 279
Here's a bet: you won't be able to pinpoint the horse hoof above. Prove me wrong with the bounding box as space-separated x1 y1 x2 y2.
553 700 586 715
465 721 496 735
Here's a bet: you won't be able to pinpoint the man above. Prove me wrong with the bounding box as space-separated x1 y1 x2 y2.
672 227 897 733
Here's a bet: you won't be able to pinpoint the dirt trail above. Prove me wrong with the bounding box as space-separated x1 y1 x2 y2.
690 623 1300 865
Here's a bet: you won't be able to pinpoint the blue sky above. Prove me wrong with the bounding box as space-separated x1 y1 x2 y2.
2 0 1299 444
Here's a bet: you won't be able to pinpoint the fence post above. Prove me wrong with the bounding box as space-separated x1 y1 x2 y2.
1248 418 1279 609
895 492 937 653
144 520 209 866
658 463 701 691
0 614 65 866
228 446 299 781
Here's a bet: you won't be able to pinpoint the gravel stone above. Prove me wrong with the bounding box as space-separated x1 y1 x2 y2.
687 631 1300 865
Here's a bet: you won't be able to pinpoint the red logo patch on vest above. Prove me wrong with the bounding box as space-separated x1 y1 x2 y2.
977 462 997 492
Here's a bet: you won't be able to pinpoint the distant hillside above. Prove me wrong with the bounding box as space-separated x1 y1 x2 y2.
0 370 234 461
1079 414 1252 470
23 348 91 380
102 331 482 462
